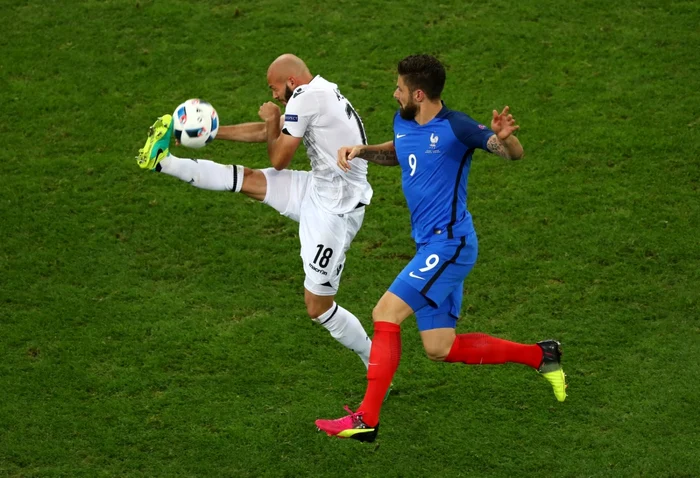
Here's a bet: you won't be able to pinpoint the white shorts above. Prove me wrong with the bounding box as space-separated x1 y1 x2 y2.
262 168 365 296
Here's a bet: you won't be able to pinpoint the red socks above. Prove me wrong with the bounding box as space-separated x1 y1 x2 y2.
445 333 542 369
358 321 401 427
356 329 542 427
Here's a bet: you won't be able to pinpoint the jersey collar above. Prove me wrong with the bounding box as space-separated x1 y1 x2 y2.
411 101 450 127
436 101 450 118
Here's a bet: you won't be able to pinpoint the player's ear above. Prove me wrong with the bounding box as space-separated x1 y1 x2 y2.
414 89 425 103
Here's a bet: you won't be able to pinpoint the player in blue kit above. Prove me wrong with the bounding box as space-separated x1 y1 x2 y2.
315 55 567 442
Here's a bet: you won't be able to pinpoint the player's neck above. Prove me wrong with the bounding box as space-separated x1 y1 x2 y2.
415 100 443 126
296 73 314 87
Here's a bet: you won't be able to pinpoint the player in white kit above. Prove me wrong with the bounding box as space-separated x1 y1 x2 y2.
136 54 374 370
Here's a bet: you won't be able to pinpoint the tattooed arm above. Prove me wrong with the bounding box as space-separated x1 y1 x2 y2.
486 134 523 160
361 148 399 166
338 141 399 172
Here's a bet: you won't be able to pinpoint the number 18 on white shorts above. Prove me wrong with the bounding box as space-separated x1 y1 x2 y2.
262 168 366 296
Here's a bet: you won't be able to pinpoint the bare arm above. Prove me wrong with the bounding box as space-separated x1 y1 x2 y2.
360 147 399 166
486 134 523 160
338 141 398 172
215 117 286 143
259 102 302 170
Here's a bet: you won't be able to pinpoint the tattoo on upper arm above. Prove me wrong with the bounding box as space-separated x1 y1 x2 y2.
487 135 511 159
363 149 399 166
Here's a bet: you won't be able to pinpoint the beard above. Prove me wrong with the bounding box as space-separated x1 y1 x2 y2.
284 85 294 103
398 100 418 120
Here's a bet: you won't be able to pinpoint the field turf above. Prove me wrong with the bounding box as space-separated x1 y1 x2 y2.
1 0 699 476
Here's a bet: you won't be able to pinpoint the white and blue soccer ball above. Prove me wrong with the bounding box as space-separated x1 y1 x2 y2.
172 99 219 149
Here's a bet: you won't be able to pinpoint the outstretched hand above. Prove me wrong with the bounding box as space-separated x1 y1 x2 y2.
491 106 520 140
337 145 364 172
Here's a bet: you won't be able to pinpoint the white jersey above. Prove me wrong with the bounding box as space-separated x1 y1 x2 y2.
282 76 373 214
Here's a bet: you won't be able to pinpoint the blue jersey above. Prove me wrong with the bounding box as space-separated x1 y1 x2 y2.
393 104 494 244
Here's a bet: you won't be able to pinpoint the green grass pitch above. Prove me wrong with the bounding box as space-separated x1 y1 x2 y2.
1 0 699 476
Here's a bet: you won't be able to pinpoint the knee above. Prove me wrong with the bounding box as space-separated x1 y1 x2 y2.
306 303 327 319
423 339 453 362
423 344 450 362
371 299 404 324
305 296 334 319
372 302 390 323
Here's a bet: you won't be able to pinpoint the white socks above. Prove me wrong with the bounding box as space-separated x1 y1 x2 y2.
315 303 372 369
159 154 244 192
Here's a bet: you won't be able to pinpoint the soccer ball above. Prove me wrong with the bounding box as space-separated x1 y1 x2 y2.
172 99 219 149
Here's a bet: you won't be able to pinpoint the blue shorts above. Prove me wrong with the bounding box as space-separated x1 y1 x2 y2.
388 233 478 331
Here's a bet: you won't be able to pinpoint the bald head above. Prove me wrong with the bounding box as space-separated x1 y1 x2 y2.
267 54 312 82
266 54 314 105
